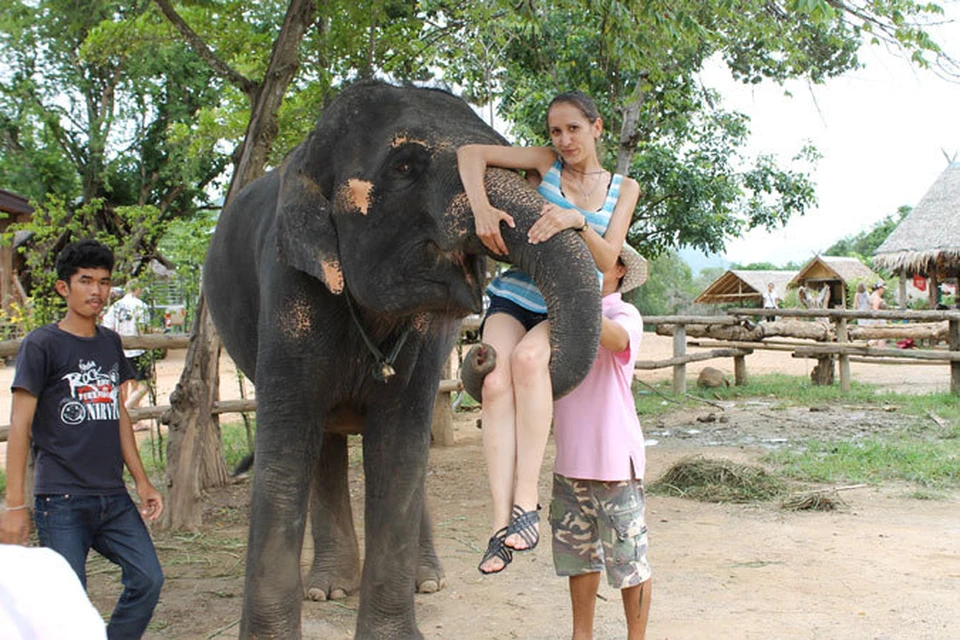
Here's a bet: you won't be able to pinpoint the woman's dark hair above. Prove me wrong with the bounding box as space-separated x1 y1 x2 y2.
55 239 115 282
547 91 600 125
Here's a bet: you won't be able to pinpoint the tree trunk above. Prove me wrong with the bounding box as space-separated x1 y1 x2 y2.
160 0 317 530
163 296 225 531
655 319 833 342
616 85 646 176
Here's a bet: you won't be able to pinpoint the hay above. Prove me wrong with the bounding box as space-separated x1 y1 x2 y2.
648 456 785 503
780 492 846 512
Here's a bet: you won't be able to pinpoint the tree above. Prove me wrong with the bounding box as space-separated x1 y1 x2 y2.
630 250 699 317
0 0 230 321
437 0 951 258
825 205 911 259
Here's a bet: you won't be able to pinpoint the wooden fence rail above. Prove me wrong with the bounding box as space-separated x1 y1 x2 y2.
644 309 960 395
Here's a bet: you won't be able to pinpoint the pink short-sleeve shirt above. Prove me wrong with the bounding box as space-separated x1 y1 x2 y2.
553 293 645 481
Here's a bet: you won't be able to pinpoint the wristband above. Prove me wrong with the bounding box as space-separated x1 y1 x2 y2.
575 216 589 233
4 504 28 511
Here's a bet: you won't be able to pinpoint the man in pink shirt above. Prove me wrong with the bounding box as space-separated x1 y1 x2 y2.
550 242 651 640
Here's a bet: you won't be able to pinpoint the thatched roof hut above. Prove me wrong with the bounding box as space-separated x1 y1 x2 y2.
873 161 960 306
788 256 879 308
695 270 797 305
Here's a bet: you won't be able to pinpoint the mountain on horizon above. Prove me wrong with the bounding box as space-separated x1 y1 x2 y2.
679 247 730 276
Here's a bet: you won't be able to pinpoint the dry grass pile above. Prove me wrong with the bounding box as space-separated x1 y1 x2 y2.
780 491 846 512
648 456 785 503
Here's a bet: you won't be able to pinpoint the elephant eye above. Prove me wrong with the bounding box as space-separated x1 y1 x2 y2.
381 144 429 189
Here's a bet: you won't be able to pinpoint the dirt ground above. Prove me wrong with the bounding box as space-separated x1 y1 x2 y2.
3 334 959 639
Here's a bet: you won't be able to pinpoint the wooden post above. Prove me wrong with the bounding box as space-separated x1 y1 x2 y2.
733 354 747 386
672 324 686 396
929 271 939 309
430 355 457 446
950 318 959 396
431 392 456 446
837 318 850 392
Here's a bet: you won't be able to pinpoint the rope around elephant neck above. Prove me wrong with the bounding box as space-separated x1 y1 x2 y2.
343 288 411 382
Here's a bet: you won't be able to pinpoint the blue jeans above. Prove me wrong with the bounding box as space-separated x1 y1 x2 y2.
34 492 164 640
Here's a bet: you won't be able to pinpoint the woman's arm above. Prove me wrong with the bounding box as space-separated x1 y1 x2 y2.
584 176 640 272
527 176 640 274
457 144 557 256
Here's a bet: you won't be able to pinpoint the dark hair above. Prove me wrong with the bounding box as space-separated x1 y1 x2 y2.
55 239 115 282
614 255 626 291
547 91 600 126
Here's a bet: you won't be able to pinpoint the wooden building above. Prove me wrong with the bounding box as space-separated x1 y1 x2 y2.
0 189 33 312
788 255 879 308
695 269 797 306
873 161 960 308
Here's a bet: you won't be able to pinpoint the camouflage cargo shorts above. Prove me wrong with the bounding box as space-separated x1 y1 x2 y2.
549 473 651 589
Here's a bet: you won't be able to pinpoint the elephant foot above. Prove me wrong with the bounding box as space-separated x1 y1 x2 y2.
415 557 446 594
304 563 360 602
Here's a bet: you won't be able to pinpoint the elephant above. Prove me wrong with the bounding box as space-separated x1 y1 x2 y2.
203 80 602 639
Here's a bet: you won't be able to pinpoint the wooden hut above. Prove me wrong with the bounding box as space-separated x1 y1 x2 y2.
788 255 879 308
695 270 797 306
0 189 33 312
873 161 960 308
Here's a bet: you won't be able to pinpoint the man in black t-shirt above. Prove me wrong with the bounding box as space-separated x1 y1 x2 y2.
0 240 164 640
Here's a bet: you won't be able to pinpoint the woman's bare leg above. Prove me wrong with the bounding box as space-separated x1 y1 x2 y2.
478 313 527 572
506 320 552 549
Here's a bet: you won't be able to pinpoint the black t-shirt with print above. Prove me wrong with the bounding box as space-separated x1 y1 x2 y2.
12 323 135 495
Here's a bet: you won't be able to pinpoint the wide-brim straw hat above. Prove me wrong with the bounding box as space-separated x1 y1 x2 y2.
619 242 648 293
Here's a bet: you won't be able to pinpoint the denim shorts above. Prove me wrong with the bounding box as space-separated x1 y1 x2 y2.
483 295 548 333
549 473 652 589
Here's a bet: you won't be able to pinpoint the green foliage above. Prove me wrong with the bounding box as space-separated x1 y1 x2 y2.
1 0 950 314
768 437 960 488
438 0 945 258
825 205 910 260
636 375 960 490
135 419 255 481
630 250 699 316
730 260 804 270
3 196 165 329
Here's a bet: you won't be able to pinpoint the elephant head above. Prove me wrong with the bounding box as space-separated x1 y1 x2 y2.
274 81 601 397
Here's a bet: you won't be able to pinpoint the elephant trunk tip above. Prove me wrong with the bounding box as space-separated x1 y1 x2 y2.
460 342 497 403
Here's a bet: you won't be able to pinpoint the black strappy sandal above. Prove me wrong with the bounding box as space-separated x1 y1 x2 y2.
506 504 541 552
478 526 513 575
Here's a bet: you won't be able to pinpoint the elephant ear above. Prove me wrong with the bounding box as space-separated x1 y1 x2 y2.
275 160 344 295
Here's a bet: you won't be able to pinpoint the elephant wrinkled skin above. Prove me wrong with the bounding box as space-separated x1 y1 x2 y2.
204 81 601 639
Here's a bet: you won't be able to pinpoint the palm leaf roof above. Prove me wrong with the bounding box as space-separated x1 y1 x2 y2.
873 162 960 275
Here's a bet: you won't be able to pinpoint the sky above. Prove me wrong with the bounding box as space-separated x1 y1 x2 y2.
692 6 960 270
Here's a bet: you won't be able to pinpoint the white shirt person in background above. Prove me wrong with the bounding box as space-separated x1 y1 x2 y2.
761 282 781 322
102 281 151 414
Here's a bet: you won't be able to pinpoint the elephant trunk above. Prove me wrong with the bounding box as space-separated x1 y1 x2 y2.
461 168 601 401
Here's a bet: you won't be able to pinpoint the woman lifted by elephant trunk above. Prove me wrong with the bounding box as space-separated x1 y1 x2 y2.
458 91 640 575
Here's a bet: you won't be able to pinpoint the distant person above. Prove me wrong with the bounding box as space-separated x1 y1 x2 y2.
550 243 651 640
854 282 870 314
761 282 781 322
867 282 888 348
0 239 164 640
102 280 152 416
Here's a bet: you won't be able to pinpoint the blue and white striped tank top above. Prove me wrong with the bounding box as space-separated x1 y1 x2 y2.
487 160 623 313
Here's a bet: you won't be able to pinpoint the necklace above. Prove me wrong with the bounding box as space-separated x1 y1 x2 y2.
567 169 607 205
565 164 607 176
